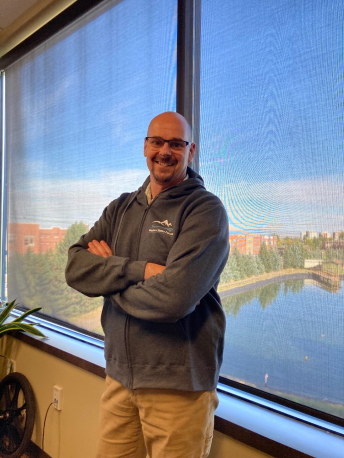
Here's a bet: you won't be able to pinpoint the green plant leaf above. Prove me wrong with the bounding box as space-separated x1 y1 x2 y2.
0 300 17 325
12 322 46 337
0 323 22 336
0 299 46 338
0 322 46 338
12 307 42 323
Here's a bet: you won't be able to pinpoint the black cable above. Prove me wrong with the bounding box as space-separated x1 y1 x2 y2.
42 402 53 451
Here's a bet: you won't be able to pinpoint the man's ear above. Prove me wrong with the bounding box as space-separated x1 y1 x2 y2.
144 138 147 157
188 143 196 162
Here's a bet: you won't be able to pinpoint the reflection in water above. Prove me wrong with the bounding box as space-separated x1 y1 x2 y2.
221 278 344 418
222 279 305 316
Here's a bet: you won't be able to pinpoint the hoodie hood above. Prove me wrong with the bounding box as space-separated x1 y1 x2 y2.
137 167 205 206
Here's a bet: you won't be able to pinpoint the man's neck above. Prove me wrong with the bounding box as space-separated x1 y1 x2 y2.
149 181 171 200
148 174 188 201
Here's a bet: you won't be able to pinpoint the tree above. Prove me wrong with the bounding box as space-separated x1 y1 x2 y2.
259 243 272 273
253 255 266 276
8 222 103 331
232 247 247 280
303 237 322 251
55 222 89 258
306 247 323 260
283 242 306 269
270 248 283 271
49 222 102 320
220 253 241 283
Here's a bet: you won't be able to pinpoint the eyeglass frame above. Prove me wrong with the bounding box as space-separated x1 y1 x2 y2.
145 137 191 149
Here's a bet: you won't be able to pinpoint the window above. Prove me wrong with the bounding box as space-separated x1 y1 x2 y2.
1 0 343 432
200 0 344 424
24 236 34 247
0 72 5 291
2 0 177 334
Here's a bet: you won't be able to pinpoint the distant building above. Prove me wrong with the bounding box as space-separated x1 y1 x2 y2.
320 232 331 239
304 259 323 268
8 223 67 254
323 240 344 250
229 234 277 255
261 234 277 248
305 231 318 239
333 231 342 241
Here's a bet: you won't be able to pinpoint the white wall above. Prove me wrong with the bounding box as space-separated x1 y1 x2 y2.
2 336 271 458
0 0 77 57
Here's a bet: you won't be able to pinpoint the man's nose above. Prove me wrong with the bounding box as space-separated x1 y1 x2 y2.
160 141 172 154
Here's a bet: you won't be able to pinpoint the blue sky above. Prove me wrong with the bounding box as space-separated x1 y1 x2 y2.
7 0 177 227
199 0 344 235
6 0 344 236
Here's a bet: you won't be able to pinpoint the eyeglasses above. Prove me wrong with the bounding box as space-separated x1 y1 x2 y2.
145 137 190 152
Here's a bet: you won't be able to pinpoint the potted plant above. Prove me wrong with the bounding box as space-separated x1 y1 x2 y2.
0 299 46 339
0 299 46 375
0 300 45 457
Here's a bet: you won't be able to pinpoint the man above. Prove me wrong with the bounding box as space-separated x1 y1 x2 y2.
65 112 229 458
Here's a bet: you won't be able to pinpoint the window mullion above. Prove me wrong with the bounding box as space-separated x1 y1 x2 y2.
0 71 6 301
177 0 201 172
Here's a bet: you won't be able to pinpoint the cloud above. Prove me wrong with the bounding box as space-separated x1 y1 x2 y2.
220 176 344 234
9 171 344 235
9 168 148 228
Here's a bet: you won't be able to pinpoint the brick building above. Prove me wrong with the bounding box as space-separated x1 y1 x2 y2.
320 232 332 239
8 223 67 254
229 234 277 255
322 240 344 250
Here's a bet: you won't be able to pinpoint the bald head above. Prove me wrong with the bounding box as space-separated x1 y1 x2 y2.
144 111 196 197
147 112 192 142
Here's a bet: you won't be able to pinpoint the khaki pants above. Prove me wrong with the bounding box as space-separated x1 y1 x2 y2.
96 376 218 458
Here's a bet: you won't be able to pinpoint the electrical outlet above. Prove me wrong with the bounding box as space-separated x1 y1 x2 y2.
53 385 63 410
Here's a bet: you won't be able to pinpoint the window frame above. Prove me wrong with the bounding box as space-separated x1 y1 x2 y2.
1 0 344 445
0 70 6 295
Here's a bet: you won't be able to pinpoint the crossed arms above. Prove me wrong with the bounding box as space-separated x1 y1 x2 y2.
87 240 165 280
66 198 229 323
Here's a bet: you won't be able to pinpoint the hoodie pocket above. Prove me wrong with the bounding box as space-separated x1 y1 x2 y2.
129 318 188 366
102 300 130 365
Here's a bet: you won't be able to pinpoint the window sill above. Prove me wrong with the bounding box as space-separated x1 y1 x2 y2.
13 328 344 458
13 325 106 379
215 388 344 458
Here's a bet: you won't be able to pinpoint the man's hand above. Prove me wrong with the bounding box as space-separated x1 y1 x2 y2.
88 240 113 258
144 262 166 280
145 262 200 305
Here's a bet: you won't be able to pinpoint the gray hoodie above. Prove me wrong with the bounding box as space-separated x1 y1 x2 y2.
65 168 229 391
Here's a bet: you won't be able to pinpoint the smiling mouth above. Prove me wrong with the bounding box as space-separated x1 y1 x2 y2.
155 160 175 167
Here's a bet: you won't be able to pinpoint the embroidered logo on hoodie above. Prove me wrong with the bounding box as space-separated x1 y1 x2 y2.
149 220 173 236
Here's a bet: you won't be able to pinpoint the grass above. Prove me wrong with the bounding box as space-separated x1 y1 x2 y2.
218 268 306 292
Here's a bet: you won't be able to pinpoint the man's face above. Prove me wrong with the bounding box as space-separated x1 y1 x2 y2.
144 113 195 190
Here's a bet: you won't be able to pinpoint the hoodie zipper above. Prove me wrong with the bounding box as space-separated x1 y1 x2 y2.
125 200 152 389
117 176 199 387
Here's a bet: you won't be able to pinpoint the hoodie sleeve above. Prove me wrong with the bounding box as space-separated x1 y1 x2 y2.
65 199 146 296
112 194 229 322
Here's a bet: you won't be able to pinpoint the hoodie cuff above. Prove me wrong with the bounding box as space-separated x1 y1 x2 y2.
125 260 146 284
